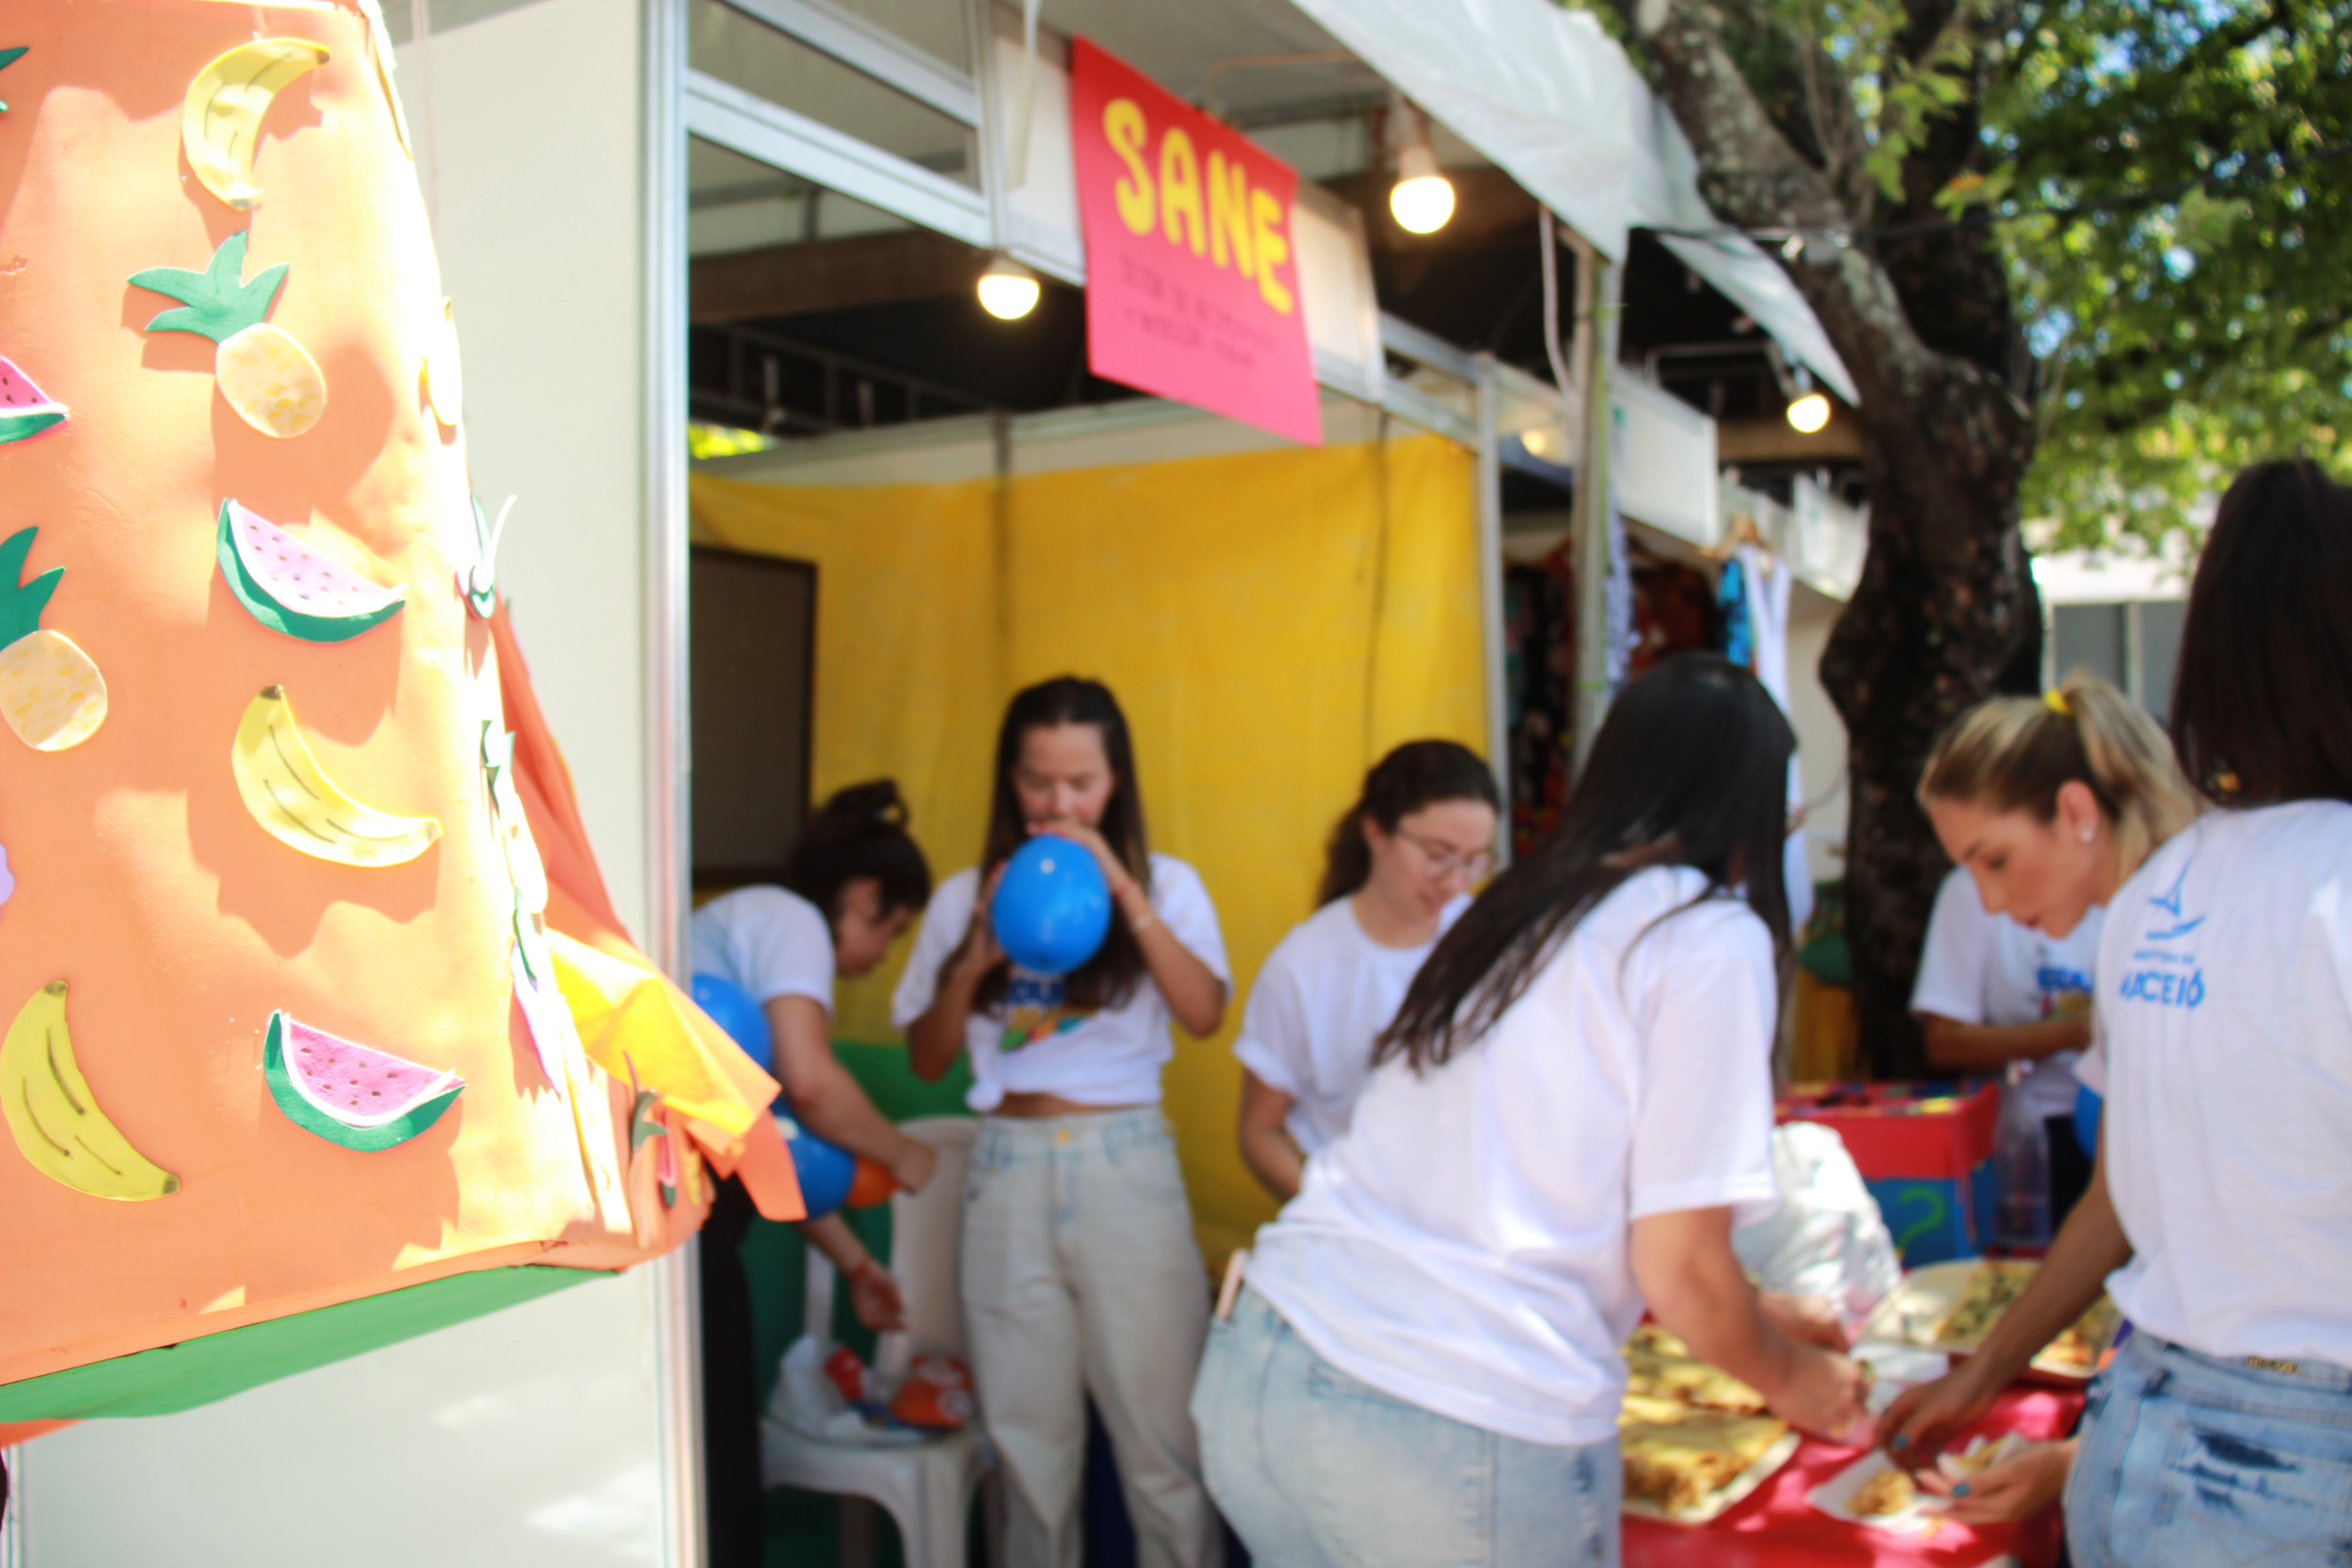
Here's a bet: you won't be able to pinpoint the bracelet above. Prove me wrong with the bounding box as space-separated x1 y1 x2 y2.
846 1254 883 1282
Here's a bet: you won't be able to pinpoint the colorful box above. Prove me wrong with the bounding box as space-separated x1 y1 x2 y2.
1776 1081 2001 1265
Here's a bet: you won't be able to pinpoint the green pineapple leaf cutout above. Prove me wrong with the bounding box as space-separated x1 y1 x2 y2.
131 231 286 342
127 232 326 439
0 47 26 115
0 526 62 649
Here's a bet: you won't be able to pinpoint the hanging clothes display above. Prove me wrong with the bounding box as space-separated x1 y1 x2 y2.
1506 545 1576 858
1732 537 1814 933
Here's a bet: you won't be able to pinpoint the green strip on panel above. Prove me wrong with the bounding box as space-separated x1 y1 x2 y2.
0 1265 602 1421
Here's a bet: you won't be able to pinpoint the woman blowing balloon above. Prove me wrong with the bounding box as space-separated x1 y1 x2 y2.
1196 656 1867 1568
897 676 1230 1568
1234 740 1499 1201
1882 459 2352 1565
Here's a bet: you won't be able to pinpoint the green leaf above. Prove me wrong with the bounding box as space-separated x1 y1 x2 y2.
129 230 286 345
0 525 59 648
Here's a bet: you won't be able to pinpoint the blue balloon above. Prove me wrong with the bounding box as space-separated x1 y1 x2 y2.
991 835 1113 975
691 972 772 1066
776 1112 855 1219
695 971 856 1217
2074 1084 2102 1161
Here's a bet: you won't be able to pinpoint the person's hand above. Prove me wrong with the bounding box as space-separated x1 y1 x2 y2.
954 864 1008 977
1760 1290 1852 1351
845 1257 906 1332
889 1135 938 1195
1766 1344 1871 1441
1028 819 1130 896
1877 1359 2003 1470
1914 1438 2074 1524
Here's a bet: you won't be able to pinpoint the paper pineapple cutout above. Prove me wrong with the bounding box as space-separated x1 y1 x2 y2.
131 230 327 438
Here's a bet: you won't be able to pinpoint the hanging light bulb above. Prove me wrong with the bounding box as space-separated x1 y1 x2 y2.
1784 365 1831 432
976 255 1041 320
1389 103 1455 235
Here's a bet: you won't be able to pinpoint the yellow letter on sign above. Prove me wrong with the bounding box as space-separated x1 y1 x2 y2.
1208 150 1254 279
1106 99 1154 235
1159 127 1206 256
1250 187 1294 314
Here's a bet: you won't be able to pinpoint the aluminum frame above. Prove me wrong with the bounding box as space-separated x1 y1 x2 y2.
686 68 993 247
719 0 982 124
645 2 707 1567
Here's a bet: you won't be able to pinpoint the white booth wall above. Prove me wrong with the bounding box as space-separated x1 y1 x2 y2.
7 3 688 1564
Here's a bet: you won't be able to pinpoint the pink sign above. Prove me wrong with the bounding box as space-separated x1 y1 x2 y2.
1068 37 1322 446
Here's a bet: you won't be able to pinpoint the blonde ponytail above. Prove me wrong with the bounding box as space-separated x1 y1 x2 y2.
1919 670 2200 881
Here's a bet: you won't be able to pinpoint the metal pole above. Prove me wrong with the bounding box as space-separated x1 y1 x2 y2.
1472 353 1512 866
640 1 706 1565
1569 238 1622 772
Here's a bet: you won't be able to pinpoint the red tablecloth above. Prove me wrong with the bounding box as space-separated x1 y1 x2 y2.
1624 1386 2083 1568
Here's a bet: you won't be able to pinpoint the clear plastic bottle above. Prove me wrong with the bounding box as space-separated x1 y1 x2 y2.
1993 1059 2053 1248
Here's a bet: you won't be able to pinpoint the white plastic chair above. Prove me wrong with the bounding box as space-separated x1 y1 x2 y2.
761 1115 995 1568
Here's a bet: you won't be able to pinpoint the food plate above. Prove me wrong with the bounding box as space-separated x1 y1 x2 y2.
1859 1259 2120 1381
1620 1419 1802 1526
1807 1450 1952 1539
1807 1431 2034 1538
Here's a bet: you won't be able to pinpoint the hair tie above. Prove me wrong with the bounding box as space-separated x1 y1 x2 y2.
2043 688 2072 718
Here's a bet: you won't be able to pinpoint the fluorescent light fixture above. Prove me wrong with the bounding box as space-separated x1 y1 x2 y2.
977 256 1041 320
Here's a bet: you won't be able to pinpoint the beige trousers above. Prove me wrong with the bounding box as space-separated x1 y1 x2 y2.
960 1109 1223 1568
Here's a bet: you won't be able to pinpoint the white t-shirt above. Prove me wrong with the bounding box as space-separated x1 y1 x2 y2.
1231 893 1470 1154
1244 867 1780 1446
1911 867 2101 1118
690 885 835 1015
2077 803 2352 1368
890 853 1229 1113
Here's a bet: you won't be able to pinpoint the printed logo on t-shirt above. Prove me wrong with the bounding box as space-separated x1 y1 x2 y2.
997 971 1094 1053
2034 961 2094 1019
2117 858 2207 1011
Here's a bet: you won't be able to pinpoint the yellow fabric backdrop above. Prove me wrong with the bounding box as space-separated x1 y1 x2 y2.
691 433 1484 1261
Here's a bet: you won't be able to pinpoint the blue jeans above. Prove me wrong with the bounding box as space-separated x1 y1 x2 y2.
2067 1328 2352 1567
1191 1286 1620 1568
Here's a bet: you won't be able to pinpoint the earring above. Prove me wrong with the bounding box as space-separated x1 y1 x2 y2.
2079 826 2095 843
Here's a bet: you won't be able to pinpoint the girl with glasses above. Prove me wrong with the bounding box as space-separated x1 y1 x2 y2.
1232 740 1499 1201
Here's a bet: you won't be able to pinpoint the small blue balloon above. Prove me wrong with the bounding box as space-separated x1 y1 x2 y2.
691 972 772 1066
2074 1084 2102 1161
990 834 1113 975
776 1112 855 1219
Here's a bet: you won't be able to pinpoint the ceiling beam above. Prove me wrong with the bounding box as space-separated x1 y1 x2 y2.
691 229 986 323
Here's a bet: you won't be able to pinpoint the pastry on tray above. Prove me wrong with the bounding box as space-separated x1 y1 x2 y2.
1619 1408 1794 1514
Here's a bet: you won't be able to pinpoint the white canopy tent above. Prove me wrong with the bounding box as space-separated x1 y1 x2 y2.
1288 0 1862 406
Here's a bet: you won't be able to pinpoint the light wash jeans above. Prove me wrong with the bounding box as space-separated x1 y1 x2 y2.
1191 1285 1621 1568
960 1110 1221 1568
2067 1327 2352 1566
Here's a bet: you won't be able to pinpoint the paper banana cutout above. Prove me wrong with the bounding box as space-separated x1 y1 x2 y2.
181 39 330 211
231 685 442 866
423 298 463 428
4 981 180 1201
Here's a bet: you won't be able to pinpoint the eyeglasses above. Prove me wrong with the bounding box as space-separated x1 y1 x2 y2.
1394 827 1494 880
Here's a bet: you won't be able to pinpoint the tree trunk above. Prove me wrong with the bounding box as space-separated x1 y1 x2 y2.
1822 407 2040 1076
1620 0 2043 1075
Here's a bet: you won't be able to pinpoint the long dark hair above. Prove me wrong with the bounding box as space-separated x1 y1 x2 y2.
2171 458 2352 806
780 780 932 923
1318 740 1500 906
1377 655 1793 1071
976 676 1151 1011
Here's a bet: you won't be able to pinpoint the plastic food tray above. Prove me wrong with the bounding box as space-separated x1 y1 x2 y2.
1859 1259 2121 1382
1621 1427 1802 1526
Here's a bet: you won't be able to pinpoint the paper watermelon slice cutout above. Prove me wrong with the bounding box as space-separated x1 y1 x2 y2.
262 1010 464 1152
0 357 66 446
216 500 407 643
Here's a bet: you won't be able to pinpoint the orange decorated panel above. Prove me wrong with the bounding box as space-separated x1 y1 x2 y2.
0 1 789 1388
